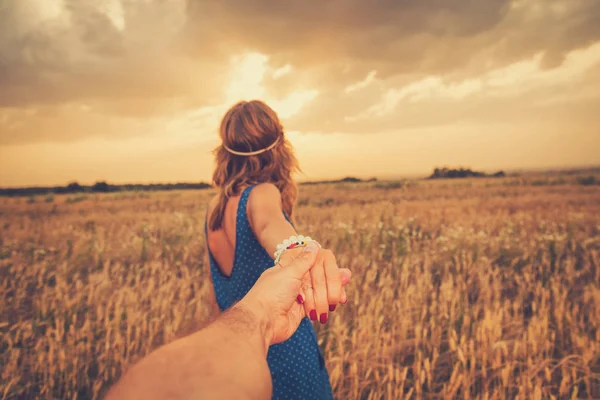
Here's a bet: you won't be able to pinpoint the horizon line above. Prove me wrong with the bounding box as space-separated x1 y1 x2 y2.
1 164 599 191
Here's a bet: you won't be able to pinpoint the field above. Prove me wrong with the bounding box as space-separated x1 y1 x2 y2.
1 176 599 399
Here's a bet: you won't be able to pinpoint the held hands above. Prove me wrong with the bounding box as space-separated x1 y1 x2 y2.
240 242 351 345
279 243 351 324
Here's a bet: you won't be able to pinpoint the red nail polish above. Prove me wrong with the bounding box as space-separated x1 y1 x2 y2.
329 304 336 312
297 295 304 304
320 313 328 324
310 310 317 321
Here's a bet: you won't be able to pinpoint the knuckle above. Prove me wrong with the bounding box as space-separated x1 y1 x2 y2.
313 274 326 285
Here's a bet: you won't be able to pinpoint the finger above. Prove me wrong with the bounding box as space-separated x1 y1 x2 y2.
340 268 352 286
287 241 320 279
339 269 351 305
323 251 342 311
302 278 317 321
296 271 309 306
310 256 329 324
295 261 317 306
286 302 306 340
296 286 306 305
340 287 348 305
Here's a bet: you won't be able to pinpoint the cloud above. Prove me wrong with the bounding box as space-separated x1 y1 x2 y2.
344 71 377 94
1 0 599 147
0 0 227 108
350 42 600 119
185 0 599 77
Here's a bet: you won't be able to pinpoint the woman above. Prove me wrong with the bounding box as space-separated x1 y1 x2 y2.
204 100 348 399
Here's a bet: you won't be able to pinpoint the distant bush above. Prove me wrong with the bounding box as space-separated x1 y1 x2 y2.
66 182 84 193
66 195 88 204
92 181 113 193
375 181 406 190
0 181 212 197
44 195 55 203
577 175 598 186
301 176 372 186
531 178 566 186
26 196 36 204
428 167 505 179
297 197 310 207
503 179 524 187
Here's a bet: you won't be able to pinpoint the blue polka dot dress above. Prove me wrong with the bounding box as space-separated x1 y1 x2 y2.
205 186 335 400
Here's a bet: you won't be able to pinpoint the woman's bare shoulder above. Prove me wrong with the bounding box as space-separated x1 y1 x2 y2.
251 183 281 198
248 183 282 208
246 183 283 229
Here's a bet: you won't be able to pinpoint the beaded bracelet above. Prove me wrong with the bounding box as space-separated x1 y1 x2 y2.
273 235 314 265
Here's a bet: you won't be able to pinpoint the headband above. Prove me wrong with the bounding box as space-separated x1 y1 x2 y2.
222 137 280 156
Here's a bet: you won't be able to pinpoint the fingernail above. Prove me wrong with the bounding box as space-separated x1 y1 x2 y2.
297 295 304 304
340 299 347 304
329 304 336 312
305 241 319 253
310 310 317 320
320 313 328 324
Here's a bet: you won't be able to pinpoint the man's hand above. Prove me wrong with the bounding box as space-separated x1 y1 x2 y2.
237 241 352 345
105 241 352 400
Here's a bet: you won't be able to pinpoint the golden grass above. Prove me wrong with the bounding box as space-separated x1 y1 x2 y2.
1 178 599 399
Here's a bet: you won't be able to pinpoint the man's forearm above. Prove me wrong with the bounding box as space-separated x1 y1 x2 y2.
106 303 273 400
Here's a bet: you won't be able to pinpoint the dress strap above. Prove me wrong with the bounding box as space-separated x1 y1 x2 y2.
237 185 256 225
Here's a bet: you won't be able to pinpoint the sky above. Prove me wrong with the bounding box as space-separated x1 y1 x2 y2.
0 0 599 187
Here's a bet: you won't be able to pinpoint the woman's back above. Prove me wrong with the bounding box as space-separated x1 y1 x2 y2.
205 185 334 400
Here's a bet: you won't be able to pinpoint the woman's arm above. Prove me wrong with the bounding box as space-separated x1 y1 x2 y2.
247 183 346 323
246 183 298 257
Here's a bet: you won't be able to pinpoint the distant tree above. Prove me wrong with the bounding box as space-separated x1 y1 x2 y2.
577 175 597 186
340 177 362 183
66 182 84 193
92 181 111 193
428 167 503 180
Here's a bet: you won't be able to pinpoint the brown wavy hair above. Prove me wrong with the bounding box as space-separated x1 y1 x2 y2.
208 100 301 231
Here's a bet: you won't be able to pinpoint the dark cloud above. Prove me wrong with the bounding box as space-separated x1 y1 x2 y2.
0 0 227 108
184 0 511 78
185 0 599 78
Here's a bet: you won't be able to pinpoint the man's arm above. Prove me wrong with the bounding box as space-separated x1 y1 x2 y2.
105 303 272 400
105 243 350 400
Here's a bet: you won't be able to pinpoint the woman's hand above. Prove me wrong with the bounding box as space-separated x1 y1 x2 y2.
278 245 352 324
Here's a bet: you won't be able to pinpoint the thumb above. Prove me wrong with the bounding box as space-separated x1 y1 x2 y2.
288 241 320 278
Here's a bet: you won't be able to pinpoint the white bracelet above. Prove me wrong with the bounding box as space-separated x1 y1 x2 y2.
273 235 313 265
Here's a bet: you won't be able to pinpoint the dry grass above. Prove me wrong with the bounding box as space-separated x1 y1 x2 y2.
1 177 599 399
